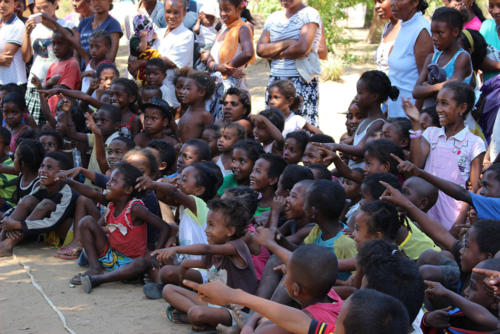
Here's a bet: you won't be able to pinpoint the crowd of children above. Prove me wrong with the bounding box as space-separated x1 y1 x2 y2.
1 0 500 332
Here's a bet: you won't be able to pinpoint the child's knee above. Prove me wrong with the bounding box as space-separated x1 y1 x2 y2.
162 284 177 301
36 199 57 211
187 306 206 324
159 265 179 283
78 215 97 231
18 196 39 209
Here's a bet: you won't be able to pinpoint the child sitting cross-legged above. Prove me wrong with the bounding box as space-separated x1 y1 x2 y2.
0 152 78 256
157 197 258 332
71 162 172 292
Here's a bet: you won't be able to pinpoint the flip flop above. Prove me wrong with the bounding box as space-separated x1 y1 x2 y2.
70 273 85 285
143 282 163 299
81 275 93 294
166 306 188 324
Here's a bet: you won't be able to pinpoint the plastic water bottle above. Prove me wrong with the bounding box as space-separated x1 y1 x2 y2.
207 265 227 283
72 148 84 183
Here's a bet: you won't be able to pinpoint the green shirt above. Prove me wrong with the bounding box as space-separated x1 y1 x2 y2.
0 157 18 206
217 173 239 196
400 218 441 260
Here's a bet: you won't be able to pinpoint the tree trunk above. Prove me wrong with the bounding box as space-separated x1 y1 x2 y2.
366 8 385 44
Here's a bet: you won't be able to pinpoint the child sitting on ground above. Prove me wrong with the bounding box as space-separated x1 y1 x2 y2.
70 163 172 291
0 152 77 256
177 71 215 142
213 122 246 177
158 197 258 332
0 128 17 211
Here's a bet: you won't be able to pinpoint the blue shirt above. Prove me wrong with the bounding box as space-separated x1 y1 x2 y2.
77 15 122 52
470 192 500 219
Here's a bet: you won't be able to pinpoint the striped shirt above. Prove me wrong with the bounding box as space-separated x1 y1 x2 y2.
263 7 322 77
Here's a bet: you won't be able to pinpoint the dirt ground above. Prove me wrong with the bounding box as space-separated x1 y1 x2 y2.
0 28 375 334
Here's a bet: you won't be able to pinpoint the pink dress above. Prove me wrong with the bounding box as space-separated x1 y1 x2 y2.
247 224 270 280
422 126 485 230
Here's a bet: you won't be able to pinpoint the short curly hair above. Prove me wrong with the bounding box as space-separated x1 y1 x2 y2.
207 198 251 239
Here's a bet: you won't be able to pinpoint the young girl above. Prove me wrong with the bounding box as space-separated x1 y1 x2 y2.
80 31 112 94
410 81 485 230
251 108 285 154
444 0 483 30
268 80 321 136
203 0 255 118
328 71 399 167
213 122 246 176
217 139 265 195
381 118 412 152
283 131 309 165
2 92 32 153
176 71 215 142
413 7 472 107
217 87 252 135
479 0 500 81
110 78 143 138
12 139 43 203
157 197 258 332
70 162 171 289
201 124 221 159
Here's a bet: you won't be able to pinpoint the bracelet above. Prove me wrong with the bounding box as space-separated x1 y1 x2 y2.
409 129 422 140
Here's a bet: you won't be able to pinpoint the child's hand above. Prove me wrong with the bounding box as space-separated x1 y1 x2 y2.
1 217 22 231
424 307 452 328
425 280 450 298
379 180 410 208
311 142 338 153
135 175 154 191
271 195 287 213
390 154 421 177
200 50 210 63
183 279 237 306
273 263 287 275
85 112 101 136
31 75 42 89
65 167 84 179
54 171 68 183
252 211 270 227
89 77 100 92
37 87 59 96
472 267 500 296
402 98 420 124
151 248 177 264
254 226 277 247
5 230 22 241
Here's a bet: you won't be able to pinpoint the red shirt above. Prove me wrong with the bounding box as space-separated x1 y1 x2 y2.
45 57 81 115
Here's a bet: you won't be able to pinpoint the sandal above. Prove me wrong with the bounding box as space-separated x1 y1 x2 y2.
70 273 85 285
189 326 217 334
166 306 188 324
54 247 82 260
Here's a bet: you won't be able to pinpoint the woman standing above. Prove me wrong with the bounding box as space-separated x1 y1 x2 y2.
387 0 433 118
23 0 74 125
257 0 322 126
374 0 400 74
0 0 26 85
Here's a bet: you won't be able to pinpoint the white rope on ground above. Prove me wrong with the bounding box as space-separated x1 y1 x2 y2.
12 253 77 334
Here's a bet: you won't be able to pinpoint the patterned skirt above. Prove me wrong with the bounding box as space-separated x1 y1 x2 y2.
266 75 319 126
25 86 43 126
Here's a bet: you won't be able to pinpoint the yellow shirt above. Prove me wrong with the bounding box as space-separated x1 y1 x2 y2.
400 219 441 260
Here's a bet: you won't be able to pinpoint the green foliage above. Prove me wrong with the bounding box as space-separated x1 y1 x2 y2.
320 53 345 81
248 0 282 17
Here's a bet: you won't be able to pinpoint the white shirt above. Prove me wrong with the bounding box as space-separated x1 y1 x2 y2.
283 113 306 136
0 15 26 85
387 12 430 118
153 25 194 108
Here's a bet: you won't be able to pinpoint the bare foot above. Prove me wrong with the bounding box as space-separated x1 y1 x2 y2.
0 240 13 257
230 304 249 329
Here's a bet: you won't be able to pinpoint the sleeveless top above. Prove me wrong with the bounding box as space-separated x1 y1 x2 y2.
431 49 472 84
105 198 147 258
387 12 430 118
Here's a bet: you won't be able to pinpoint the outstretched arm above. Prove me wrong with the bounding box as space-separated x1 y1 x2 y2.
151 242 237 264
184 280 312 334
135 176 197 213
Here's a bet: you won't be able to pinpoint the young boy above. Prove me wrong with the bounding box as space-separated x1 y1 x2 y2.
144 58 168 100
134 97 177 148
0 152 77 256
0 127 17 211
176 71 214 142
147 139 177 177
45 30 82 115
249 245 342 333
302 134 335 167
249 153 287 215
422 259 500 332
